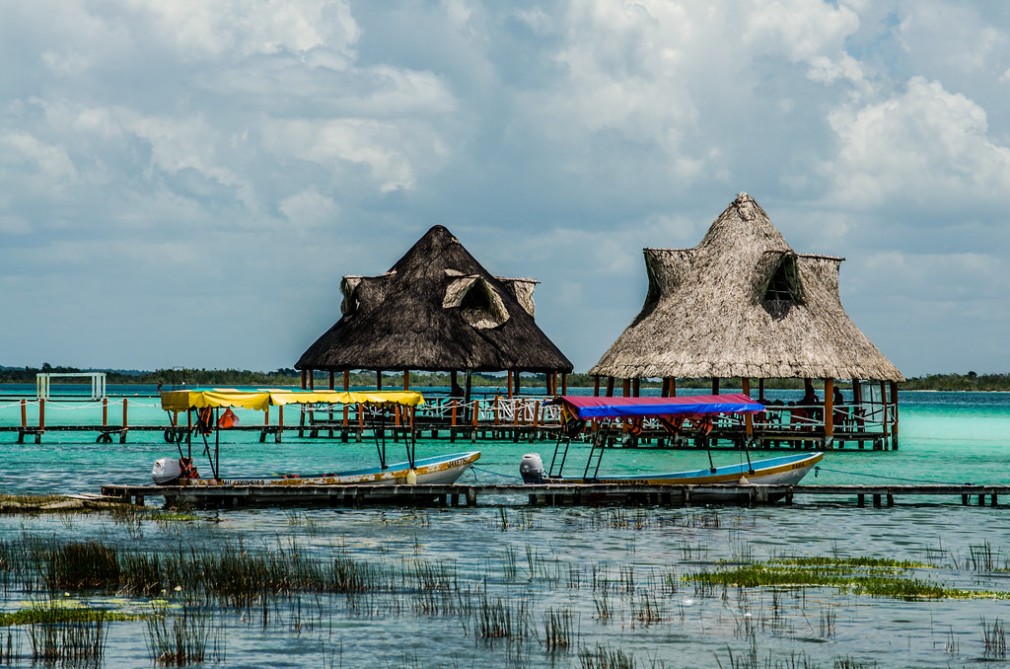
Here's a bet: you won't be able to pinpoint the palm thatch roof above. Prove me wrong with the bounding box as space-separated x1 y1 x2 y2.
296 225 573 374
590 193 904 382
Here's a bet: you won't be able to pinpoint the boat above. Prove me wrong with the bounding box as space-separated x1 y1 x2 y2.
154 389 479 492
519 394 822 502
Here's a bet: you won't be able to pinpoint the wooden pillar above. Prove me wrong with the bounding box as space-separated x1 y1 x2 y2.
300 369 307 390
593 376 601 397
507 370 514 399
889 380 899 450
376 370 383 390
622 378 631 397
328 371 335 390
342 369 350 426
605 377 615 397
758 378 765 402
879 380 889 447
403 371 410 390
561 373 568 395
824 378 834 439
102 397 109 427
742 378 753 439
308 369 315 390
668 378 677 397
515 372 522 395
711 378 720 395
631 378 641 397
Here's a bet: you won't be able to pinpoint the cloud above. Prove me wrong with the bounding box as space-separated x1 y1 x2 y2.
823 77 1010 213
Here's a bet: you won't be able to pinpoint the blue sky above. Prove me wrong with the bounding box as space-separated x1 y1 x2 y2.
2 0 1009 376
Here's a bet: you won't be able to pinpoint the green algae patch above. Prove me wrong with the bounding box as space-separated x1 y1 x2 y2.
687 557 1010 601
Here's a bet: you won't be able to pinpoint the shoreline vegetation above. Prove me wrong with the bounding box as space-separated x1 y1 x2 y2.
1 364 1007 392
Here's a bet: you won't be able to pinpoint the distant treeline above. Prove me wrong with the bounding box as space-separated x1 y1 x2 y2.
1 364 1005 391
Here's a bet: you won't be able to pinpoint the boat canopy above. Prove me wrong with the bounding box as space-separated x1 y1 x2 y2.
161 389 425 412
555 394 763 421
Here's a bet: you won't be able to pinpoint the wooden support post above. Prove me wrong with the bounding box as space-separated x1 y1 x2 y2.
403 370 410 390
605 377 614 397
561 373 568 395
890 380 899 450
278 405 284 443
376 370 383 390
343 369 350 427
622 378 631 397
120 399 128 443
631 378 640 397
824 378 835 439
742 378 753 441
102 397 109 427
38 398 45 443
669 378 677 397
758 378 765 402
593 376 600 397
507 370 514 399
879 380 889 447
328 370 335 390
711 378 720 395
515 371 521 395
308 369 315 390
301 369 307 390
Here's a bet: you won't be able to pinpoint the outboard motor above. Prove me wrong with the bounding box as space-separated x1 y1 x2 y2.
152 457 182 485
520 453 548 484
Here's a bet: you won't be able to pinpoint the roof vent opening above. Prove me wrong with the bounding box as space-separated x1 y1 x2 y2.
761 255 804 318
443 277 510 329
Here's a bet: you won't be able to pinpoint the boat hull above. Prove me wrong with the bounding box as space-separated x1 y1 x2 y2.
267 451 481 487
534 452 824 503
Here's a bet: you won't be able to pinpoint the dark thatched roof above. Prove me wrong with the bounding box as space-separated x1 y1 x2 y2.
296 225 573 374
590 193 904 382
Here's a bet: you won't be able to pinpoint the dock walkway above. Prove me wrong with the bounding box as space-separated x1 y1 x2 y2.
99 482 1010 509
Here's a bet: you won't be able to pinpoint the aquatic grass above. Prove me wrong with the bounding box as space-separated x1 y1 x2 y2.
23 603 110 663
578 642 635 669
145 605 225 666
982 617 1007 659
543 606 576 652
688 558 1010 600
475 596 532 642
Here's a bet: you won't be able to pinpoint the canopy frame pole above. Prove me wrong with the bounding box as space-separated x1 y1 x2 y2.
371 405 387 469
405 408 416 469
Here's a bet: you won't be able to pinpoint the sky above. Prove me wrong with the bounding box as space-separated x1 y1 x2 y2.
2 0 1010 377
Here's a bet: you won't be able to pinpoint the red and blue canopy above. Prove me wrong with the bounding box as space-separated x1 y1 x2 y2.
555 394 764 420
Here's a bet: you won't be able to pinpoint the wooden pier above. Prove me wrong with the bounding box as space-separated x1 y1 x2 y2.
99 482 1010 510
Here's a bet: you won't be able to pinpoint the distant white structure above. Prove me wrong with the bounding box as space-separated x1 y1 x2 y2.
36 372 107 400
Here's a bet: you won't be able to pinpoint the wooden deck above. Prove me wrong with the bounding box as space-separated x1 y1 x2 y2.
99 482 1010 509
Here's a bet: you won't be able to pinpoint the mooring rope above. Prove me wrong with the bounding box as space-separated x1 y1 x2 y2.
814 465 967 486
469 465 516 480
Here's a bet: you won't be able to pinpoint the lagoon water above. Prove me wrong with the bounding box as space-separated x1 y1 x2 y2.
1 389 1009 667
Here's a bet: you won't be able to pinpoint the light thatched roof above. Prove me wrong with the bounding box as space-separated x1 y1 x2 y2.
590 193 904 382
296 225 573 374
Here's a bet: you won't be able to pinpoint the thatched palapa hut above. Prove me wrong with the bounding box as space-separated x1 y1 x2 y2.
590 193 904 448
296 225 573 398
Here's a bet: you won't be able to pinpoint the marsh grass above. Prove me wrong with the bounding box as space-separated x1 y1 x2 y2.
543 606 576 652
23 604 110 663
578 642 636 669
145 605 225 666
688 556 1003 601
982 617 1007 659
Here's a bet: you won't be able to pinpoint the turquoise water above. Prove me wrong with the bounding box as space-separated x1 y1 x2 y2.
0 390 1009 667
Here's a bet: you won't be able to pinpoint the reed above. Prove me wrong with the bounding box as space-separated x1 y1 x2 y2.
633 592 664 626
145 605 225 666
982 617 1007 659
475 596 531 642
578 643 635 669
543 606 575 652
24 604 110 663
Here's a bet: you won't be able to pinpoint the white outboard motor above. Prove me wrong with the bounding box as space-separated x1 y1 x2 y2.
152 457 182 485
520 453 548 484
